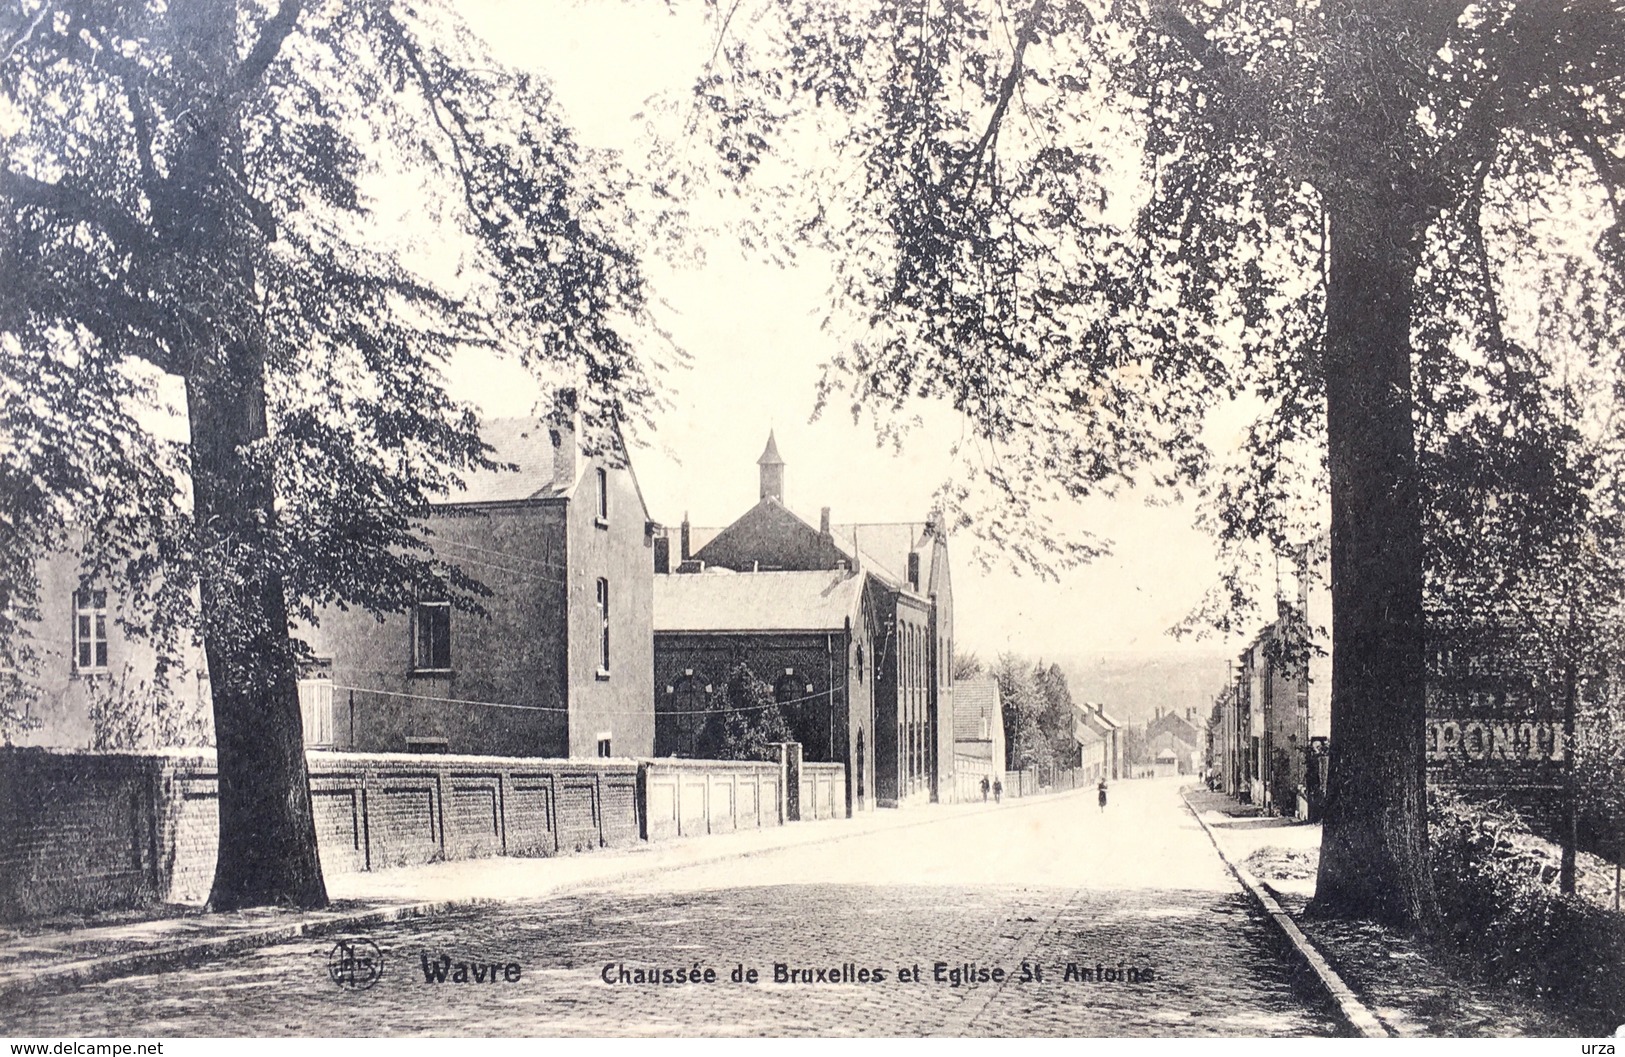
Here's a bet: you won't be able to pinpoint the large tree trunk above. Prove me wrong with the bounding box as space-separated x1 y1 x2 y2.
186 342 328 913
1310 203 1440 929
163 0 326 913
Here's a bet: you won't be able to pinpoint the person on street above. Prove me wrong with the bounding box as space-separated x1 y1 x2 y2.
1097 779 1108 812
980 775 990 802
993 778 1003 803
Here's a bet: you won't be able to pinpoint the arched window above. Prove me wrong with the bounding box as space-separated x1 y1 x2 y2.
671 673 707 757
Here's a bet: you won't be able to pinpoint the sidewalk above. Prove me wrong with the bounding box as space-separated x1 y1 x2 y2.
0 790 1047 1000
1181 784 1595 1037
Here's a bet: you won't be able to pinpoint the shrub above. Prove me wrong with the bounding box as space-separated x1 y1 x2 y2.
1429 789 1625 1028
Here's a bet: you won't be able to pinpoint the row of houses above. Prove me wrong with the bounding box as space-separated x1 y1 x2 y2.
1204 540 1594 830
10 394 1017 814
1206 547 1333 819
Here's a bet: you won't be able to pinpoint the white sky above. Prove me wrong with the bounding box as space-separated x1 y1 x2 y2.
448 0 1241 662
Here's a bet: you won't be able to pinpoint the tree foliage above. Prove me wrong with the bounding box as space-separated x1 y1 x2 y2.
695 663 795 762
682 0 1625 926
992 653 1077 773
951 648 984 682
2 0 671 908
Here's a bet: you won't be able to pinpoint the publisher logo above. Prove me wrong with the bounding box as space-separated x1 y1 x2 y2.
328 937 384 991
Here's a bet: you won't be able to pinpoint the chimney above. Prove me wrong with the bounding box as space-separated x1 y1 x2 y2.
680 514 691 561
820 507 831 535
654 536 670 574
906 551 920 591
549 388 579 492
758 430 785 503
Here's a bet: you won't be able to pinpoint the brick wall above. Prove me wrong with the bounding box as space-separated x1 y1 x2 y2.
0 750 167 919
0 748 641 922
0 747 850 922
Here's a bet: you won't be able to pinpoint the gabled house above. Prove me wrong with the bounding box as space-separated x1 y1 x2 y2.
11 391 657 760
952 676 1004 800
304 391 658 758
655 433 957 808
1073 701 1122 782
1145 707 1201 776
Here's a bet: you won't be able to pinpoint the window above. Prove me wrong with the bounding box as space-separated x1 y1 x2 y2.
413 601 451 671
595 578 610 674
73 589 108 672
596 734 612 758
595 467 609 523
406 737 448 754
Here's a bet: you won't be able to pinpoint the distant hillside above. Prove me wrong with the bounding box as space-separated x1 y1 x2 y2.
1054 650 1233 730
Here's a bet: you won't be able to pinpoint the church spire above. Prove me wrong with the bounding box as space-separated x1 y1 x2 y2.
758 430 785 502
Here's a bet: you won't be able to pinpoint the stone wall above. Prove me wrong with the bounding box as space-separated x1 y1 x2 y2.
639 758 785 840
801 762 846 820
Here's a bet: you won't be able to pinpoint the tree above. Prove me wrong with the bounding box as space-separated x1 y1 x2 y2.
1422 248 1625 893
1033 662 1077 769
951 649 984 682
695 664 796 762
686 0 1625 927
2 0 666 909
991 653 1074 773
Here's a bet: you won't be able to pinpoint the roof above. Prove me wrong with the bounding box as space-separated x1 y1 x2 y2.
437 415 654 525
829 522 930 590
654 568 865 633
684 511 937 595
1147 711 1199 743
442 418 566 504
953 677 1001 742
1074 702 1120 743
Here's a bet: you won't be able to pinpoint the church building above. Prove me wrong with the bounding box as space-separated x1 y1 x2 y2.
652 434 957 809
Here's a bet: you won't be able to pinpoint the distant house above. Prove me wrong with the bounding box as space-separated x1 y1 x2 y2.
303 391 658 758
1211 543 1332 817
11 391 657 759
952 676 1004 800
1145 707 1201 776
655 433 956 809
1073 701 1122 782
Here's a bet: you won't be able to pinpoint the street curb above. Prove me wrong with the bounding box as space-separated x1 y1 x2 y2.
1179 789 1390 1039
2 792 1081 1002
0 897 499 1002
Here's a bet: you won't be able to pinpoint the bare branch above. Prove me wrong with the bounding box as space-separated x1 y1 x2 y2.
0 168 152 253
1 1 49 63
949 0 1049 206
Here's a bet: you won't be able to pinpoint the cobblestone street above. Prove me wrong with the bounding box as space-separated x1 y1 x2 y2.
3 779 1343 1037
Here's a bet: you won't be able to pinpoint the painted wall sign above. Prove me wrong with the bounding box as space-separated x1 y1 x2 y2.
1426 718 1565 764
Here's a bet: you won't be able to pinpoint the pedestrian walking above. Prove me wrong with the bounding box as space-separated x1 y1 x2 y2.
1097 779 1108 812
993 778 1003 803
980 775 990 802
